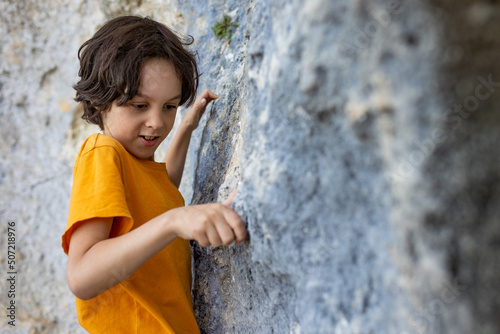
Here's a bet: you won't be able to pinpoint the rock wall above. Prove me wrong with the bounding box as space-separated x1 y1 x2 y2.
1 0 499 333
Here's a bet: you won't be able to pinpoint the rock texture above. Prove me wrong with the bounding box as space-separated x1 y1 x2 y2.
1 0 499 333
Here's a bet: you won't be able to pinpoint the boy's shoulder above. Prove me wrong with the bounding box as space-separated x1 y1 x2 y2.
79 133 126 156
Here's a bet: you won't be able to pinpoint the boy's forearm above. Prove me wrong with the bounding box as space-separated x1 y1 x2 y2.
164 89 218 187
68 201 247 300
67 213 178 300
163 120 194 188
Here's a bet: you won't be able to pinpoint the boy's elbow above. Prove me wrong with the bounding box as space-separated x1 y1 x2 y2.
68 280 98 301
67 268 98 300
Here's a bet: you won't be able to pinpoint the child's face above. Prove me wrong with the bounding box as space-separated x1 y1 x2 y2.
102 58 182 161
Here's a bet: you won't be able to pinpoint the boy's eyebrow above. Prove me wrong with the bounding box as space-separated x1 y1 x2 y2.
168 94 182 101
135 92 182 101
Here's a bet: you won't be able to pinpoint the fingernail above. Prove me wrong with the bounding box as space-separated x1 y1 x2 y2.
201 98 207 106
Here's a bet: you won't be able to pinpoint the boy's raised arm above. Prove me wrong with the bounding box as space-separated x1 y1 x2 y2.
164 89 219 187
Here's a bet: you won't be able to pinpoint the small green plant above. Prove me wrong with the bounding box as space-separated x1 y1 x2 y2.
211 14 239 44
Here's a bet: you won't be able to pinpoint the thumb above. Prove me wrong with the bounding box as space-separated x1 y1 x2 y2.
223 188 238 207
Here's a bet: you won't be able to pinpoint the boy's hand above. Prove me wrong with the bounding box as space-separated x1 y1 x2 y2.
183 89 219 131
167 202 247 247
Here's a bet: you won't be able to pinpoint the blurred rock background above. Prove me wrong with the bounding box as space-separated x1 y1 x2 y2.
1 0 499 333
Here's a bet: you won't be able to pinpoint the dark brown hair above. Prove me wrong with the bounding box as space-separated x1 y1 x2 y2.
74 16 199 129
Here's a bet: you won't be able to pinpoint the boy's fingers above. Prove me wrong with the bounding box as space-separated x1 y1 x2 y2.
214 221 236 245
235 223 247 243
206 225 223 247
196 233 210 248
222 206 247 243
188 90 219 126
199 89 219 105
223 188 238 207
202 88 219 100
193 90 217 112
190 203 246 246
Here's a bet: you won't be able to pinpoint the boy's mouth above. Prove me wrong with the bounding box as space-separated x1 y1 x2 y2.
139 136 160 147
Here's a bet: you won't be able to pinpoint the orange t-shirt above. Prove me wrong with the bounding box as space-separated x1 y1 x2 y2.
62 133 200 334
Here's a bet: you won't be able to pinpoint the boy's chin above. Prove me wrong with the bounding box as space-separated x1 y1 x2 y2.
137 152 156 161
128 149 157 161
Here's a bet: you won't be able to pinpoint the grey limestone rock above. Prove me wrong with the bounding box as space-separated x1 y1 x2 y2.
0 0 499 333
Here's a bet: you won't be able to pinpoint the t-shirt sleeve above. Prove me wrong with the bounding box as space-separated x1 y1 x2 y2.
62 145 134 254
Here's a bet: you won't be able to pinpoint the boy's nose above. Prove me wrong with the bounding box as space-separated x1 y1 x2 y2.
145 109 164 130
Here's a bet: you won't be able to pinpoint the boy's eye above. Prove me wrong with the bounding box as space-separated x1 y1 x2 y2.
133 104 147 110
164 105 178 111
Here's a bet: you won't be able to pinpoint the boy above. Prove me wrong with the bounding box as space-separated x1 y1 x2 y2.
61 16 247 333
